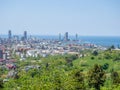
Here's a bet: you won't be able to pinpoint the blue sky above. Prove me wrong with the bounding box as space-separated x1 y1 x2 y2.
0 0 120 36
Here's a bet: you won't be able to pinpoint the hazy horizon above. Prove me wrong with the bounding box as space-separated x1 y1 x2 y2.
0 0 120 36
0 34 120 37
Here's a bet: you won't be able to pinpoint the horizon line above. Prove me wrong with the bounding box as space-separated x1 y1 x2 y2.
0 34 120 37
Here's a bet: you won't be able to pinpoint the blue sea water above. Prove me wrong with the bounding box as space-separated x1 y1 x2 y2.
35 35 120 47
78 36 120 47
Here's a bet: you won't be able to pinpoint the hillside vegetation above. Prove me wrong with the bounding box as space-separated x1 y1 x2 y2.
1 50 120 90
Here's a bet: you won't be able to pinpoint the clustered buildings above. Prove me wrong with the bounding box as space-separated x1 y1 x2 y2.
0 30 106 81
0 30 104 61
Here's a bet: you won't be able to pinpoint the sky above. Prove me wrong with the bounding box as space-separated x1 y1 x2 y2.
0 0 120 36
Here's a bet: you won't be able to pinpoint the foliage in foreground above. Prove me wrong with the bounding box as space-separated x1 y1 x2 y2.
1 50 120 90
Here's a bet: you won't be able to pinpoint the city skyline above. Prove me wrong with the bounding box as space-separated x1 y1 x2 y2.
0 0 120 36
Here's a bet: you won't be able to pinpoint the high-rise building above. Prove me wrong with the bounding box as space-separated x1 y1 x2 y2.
0 49 3 59
59 33 61 41
76 33 78 41
64 32 68 41
8 30 12 39
24 31 27 40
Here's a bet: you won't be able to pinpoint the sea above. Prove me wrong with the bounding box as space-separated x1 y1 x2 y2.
78 36 120 48
0 35 120 48
35 35 120 48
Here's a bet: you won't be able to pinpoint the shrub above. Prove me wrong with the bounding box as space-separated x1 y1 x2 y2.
88 64 106 90
111 71 120 85
102 63 109 70
92 51 98 56
73 70 85 90
91 57 94 60
0 79 3 88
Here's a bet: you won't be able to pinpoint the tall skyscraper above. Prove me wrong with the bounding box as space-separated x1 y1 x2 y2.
64 32 68 41
24 31 27 40
8 30 12 39
76 33 78 41
59 33 61 41
0 49 3 59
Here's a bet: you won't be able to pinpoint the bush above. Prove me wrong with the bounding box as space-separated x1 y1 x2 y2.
91 57 94 60
73 70 85 90
113 57 120 61
65 54 78 66
111 71 120 85
0 79 3 88
88 64 106 90
92 51 98 56
102 63 109 70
